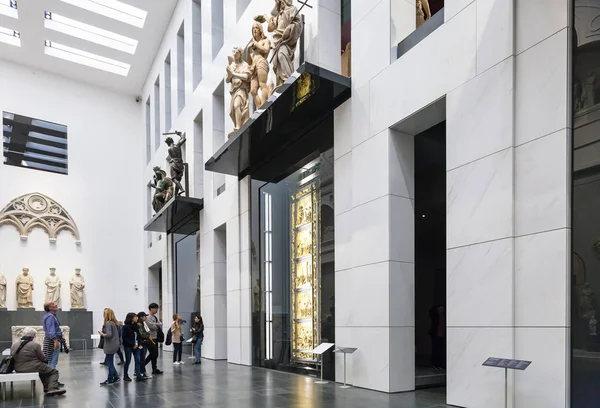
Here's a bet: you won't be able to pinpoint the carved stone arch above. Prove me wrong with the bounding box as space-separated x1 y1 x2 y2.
0 193 81 244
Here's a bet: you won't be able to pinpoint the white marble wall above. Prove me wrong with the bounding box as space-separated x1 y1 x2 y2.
335 0 571 403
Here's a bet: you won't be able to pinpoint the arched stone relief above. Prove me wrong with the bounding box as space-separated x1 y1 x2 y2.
0 193 81 244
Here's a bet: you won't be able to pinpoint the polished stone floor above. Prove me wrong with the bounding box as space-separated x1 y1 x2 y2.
1 350 450 408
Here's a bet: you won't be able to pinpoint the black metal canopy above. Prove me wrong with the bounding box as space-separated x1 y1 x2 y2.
143 196 204 235
205 63 351 182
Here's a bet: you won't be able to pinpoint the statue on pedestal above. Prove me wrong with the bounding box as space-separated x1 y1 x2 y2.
70 269 85 309
227 47 252 137
255 0 303 89
247 22 272 109
16 268 34 308
149 166 174 213
165 131 187 196
45 268 61 304
0 273 6 308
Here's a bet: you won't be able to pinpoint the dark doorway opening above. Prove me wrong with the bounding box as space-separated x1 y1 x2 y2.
414 121 447 388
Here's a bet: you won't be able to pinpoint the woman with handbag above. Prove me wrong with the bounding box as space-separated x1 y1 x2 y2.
190 315 204 365
171 314 184 365
99 308 120 385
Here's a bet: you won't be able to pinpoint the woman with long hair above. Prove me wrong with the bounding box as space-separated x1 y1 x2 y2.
171 313 184 365
122 312 144 381
99 308 120 385
190 315 204 364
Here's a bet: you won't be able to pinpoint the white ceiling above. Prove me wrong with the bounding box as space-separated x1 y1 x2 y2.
0 0 177 95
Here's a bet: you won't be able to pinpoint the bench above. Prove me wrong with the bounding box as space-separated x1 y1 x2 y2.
0 372 37 400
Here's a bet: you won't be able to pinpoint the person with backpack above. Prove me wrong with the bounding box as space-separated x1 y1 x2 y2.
190 315 204 364
42 302 62 369
10 326 66 396
144 303 163 375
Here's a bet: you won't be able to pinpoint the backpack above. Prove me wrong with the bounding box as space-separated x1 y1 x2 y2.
165 328 172 346
0 355 14 374
156 327 165 343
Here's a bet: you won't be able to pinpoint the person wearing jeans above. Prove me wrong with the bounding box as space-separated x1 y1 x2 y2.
136 311 152 379
171 314 184 365
122 313 144 381
42 302 62 369
190 315 204 364
99 308 121 385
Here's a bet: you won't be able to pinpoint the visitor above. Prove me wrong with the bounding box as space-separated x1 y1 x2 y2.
171 313 184 365
116 320 125 365
42 301 62 369
122 312 144 381
190 315 204 364
99 308 121 385
11 326 66 396
144 302 163 374
136 311 152 379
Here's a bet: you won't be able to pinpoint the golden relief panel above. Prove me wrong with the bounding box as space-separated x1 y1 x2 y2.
294 259 312 289
295 291 312 320
290 180 321 362
295 194 313 227
295 227 312 258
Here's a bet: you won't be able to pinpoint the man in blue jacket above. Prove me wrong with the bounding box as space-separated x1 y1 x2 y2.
42 301 62 369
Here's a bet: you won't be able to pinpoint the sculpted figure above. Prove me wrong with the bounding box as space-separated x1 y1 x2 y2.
256 0 303 88
0 273 6 308
149 166 174 213
416 0 431 28
45 268 61 304
247 22 272 109
165 132 187 196
70 268 85 309
226 47 252 136
16 268 34 308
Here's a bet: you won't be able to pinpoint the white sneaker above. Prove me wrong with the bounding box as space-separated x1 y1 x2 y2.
179 361 185 365
173 361 179 365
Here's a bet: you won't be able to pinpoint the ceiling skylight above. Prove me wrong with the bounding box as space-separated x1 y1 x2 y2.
0 26 20 47
0 0 18 19
45 11 138 54
59 0 147 28
44 41 130 76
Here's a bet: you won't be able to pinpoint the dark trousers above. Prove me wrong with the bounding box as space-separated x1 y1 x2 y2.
139 344 148 374
173 343 182 362
144 340 158 371
431 336 446 368
104 347 124 364
124 346 141 378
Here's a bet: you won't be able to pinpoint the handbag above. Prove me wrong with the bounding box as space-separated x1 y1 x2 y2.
98 337 104 349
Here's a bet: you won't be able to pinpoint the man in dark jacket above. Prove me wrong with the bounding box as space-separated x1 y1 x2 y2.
11 327 66 396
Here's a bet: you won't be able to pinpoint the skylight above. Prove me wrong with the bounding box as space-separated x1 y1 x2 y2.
0 0 18 19
44 11 138 54
59 0 147 28
45 40 130 76
0 26 20 47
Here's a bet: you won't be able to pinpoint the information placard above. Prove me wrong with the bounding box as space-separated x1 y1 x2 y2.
482 357 531 371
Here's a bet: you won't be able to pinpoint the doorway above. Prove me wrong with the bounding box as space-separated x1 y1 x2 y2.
414 121 447 388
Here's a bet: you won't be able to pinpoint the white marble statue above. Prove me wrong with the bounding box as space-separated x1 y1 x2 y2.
69 269 85 309
45 268 61 304
16 268 34 308
0 273 6 308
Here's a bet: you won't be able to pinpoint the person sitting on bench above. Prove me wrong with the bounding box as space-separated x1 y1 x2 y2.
10 327 66 396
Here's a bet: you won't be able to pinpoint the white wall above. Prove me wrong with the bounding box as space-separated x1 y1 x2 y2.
0 60 146 330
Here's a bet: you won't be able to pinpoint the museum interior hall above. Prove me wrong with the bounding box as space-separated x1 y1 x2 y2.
0 0 586 407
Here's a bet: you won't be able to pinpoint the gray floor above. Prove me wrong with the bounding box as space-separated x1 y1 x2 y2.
1 350 451 408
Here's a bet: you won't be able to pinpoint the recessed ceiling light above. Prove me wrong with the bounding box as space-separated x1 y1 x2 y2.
59 0 147 28
44 41 130 76
45 11 138 54
0 26 20 47
0 0 18 19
